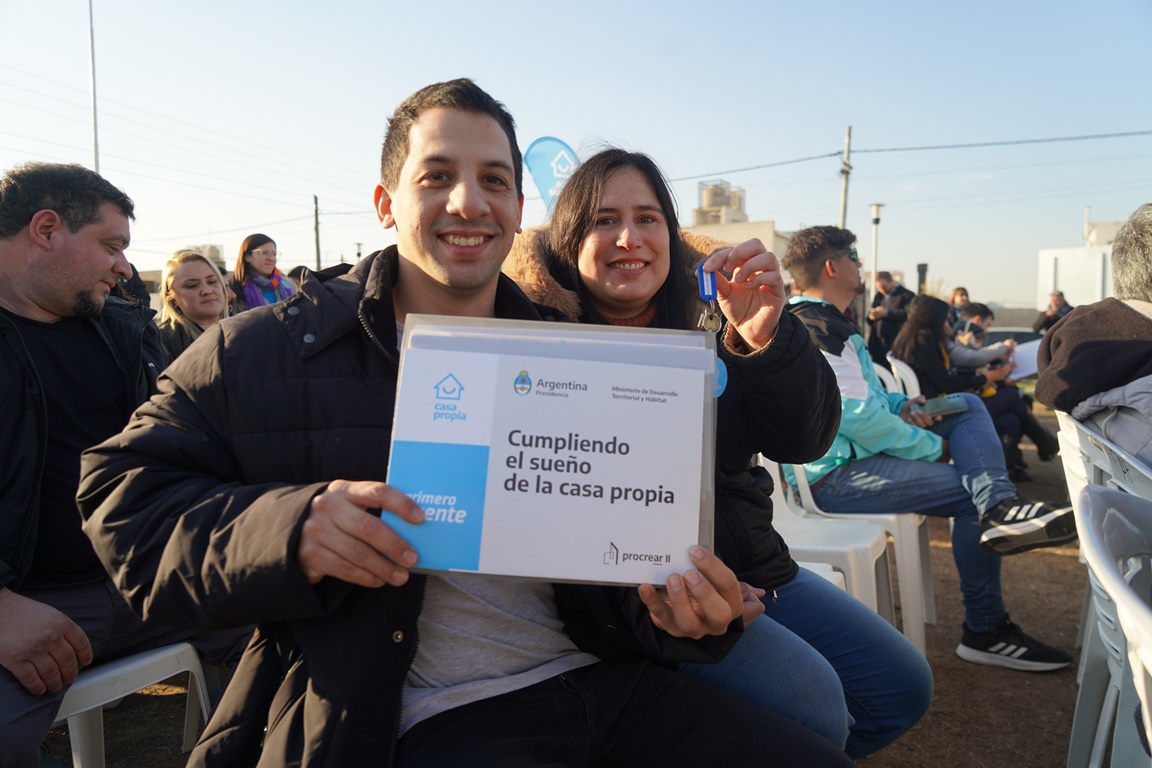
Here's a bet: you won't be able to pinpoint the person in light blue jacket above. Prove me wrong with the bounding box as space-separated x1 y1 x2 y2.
781 225 1077 673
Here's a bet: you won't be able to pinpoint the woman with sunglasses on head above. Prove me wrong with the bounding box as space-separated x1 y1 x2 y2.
506 148 931 759
229 233 296 314
156 249 230 362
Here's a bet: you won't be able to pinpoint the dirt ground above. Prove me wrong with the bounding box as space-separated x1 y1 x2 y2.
42 407 1087 767
858 406 1083 768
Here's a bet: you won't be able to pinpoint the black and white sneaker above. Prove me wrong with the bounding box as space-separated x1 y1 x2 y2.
979 496 1077 555
955 615 1072 672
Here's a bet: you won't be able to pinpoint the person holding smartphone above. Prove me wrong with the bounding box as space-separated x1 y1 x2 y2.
782 226 1076 675
892 296 1058 480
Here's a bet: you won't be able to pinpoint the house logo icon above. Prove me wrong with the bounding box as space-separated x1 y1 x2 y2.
603 542 619 565
513 370 532 396
551 150 576 180
434 374 464 401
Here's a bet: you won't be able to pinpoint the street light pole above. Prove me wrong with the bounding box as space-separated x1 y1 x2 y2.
87 0 100 173
869 203 884 308
837 127 852 229
313 195 321 270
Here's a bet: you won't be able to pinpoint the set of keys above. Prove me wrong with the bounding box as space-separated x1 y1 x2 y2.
696 264 722 332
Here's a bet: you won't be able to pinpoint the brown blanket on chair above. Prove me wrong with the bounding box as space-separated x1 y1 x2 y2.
1035 298 1152 412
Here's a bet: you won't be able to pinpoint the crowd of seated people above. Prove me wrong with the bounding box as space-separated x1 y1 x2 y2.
4 79 1143 768
893 297 1060 480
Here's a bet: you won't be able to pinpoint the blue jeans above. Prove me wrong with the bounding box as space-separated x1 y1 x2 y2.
811 392 1016 633
681 567 933 758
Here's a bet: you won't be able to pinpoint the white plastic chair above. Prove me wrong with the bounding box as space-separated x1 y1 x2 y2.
873 364 902 395
795 560 847 591
55 642 217 768
886 355 922 398
761 457 895 622
1058 410 1110 654
1058 411 1152 503
1058 411 1152 657
1071 486 1152 767
786 461 935 654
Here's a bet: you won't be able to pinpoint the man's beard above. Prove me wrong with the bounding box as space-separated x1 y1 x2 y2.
854 281 865 296
73 291 103 319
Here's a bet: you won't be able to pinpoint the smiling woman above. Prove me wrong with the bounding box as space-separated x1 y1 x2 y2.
505 147 932 759
156 249 230 361
229 233 296 314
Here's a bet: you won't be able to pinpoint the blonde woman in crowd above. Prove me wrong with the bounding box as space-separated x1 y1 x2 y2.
157 249 230 361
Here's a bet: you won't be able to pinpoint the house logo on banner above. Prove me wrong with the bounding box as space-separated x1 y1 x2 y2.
513 370 532 396
432 373 467 422
524 137 580 213
434 374 464 400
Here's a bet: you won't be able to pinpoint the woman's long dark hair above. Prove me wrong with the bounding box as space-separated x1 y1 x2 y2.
542 148 693 330
232 233 274 286
891 295 950 363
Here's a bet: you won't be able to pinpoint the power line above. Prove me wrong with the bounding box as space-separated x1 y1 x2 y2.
0 65 366 179
0 93 368 203
0 129 356 207
131 215 315 244
665 130 1151 184
854 130 1152 154
670 152 841 183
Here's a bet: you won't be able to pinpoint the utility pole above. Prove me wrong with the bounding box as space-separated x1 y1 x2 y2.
837 126 852 229
354 242 363 261
313 195 321 270
87 0 100 173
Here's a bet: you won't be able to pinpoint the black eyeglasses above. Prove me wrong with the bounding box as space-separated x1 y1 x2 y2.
829 247 860 264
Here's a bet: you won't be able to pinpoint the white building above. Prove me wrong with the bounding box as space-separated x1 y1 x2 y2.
1035 213 1121 309
683 181 792 282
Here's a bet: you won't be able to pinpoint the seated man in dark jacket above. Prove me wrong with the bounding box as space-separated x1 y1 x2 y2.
1032 291 1073 333
0 162 249 768
77 79 854 768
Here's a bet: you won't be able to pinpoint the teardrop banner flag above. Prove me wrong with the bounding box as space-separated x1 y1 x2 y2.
524 137 579 213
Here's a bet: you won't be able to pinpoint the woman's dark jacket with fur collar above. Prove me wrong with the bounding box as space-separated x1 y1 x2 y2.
900 329 987 397
77 248 742 767
505 229 842 591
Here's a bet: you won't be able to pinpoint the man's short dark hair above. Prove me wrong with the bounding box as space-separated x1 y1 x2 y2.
781 225 856 291
1112 203 1152 302
379 78 522 197
959 302 994 321
876 271 893 282
0 162 134 239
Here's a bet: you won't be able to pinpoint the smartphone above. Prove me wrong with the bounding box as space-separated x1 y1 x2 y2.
909 394 970 418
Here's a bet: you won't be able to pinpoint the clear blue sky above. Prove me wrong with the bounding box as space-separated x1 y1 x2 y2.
3 0 1149 306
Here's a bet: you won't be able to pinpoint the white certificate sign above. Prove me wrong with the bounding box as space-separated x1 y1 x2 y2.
385 316 715 585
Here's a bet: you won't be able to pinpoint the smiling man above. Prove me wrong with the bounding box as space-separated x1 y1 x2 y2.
77 80 853 767
0 163 250 768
